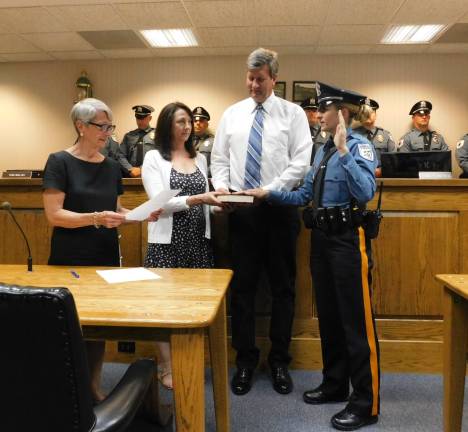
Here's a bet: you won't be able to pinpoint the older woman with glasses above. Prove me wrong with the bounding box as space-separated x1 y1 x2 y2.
42 97 160 402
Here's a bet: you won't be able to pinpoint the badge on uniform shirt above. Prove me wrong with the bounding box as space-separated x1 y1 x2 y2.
358 143 374 161
204 140 210 147
321 131 327 138
377 134 384 142
457 140 465 149
149 131 155 140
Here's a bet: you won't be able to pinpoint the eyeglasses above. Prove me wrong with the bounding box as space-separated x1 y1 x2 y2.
87 121 116 133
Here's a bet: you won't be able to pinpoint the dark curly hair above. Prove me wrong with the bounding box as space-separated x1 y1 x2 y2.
155 102 196 161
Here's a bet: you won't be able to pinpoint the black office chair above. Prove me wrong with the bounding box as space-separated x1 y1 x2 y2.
0 283 155 432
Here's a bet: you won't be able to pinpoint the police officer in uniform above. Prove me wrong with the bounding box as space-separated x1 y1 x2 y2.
100 135 120 162
118 105 156 177
398 100 448 152
192 106 215 174
455 133 468 178
244 82 380 430
353 98 395 176
300 97 330 164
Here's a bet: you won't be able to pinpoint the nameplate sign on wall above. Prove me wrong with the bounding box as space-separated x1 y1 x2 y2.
2 170 43 179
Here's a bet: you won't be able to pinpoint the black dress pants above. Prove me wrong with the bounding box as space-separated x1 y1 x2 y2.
310 226 380 417
229 203 300 369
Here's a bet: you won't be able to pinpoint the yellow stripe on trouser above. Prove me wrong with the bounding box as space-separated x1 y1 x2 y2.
358 227 379 416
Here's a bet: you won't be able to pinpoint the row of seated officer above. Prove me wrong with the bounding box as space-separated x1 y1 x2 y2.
106 99 468 179
302 96 468 177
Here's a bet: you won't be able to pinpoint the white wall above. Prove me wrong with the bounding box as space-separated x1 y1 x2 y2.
1 53 467 173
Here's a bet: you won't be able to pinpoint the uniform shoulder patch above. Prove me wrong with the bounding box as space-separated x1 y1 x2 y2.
398 139 404 148
149 131 155 140
457 140 465 149
357 143 374 161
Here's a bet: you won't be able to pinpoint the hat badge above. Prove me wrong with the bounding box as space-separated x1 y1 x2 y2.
365 97 370 106
137 107 142 112
316 83 321 97
421 101 426 108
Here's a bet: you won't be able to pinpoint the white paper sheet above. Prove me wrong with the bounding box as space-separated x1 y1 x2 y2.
96 267 161 284
125 189 181 221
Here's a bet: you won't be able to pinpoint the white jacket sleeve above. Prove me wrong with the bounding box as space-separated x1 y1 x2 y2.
141 150 189 215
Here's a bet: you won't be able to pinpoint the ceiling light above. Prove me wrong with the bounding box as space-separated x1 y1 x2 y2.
381 25 447 44
140 29 198 47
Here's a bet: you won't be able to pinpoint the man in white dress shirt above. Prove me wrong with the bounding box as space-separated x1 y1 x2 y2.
211 47 312 396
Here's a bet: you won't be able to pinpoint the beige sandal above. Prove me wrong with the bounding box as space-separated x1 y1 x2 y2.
157 366 173 390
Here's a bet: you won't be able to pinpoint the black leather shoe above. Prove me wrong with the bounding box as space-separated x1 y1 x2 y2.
231 367 254 395
271 366 293 394
331 408 378 431
303 387 349 404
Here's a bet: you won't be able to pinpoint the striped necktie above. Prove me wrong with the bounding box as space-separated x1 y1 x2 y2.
244 104 264 189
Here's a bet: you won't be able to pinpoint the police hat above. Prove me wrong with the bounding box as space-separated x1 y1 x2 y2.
192 106 210 121
300 97 318 110
409 100 432 115
316 82 365 109
364 98 379 110
132 105 154 118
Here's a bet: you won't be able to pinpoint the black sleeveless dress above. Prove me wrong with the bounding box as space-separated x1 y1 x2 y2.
43 151 123 266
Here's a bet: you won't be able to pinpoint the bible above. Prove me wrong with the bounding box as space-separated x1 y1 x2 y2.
218 194 254 204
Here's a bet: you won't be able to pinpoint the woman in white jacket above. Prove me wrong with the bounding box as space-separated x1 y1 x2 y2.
142 101 223 388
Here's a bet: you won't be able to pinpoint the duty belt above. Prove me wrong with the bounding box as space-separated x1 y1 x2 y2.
304 206 364 234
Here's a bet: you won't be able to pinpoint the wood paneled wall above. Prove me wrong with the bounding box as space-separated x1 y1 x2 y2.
2 178 466 372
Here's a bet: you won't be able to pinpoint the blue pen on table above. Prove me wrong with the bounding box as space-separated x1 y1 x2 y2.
70 270 80 279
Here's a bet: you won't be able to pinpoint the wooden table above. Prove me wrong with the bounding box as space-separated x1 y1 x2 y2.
0 264 232 432
436 274 468 432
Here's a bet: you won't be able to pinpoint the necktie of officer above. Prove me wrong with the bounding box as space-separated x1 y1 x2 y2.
193 135 200 151
312 138 336 210
136 129 146 166
244 104 264 189
423 132 431 151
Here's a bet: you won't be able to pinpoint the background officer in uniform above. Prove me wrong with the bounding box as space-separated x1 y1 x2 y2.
243 82 380 431
455 133 468 177
352 98 395 177
118 105 156 177
398 100 448 152
100 135 120 162
192 106 215 174
300 97 329 164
